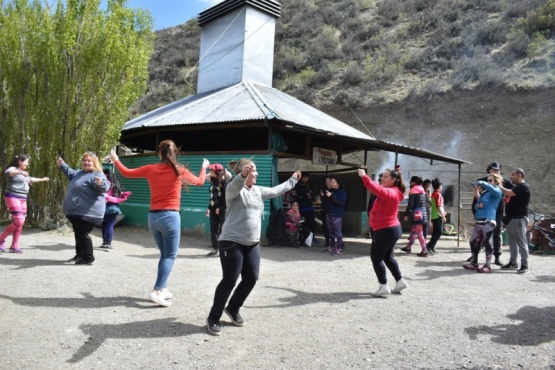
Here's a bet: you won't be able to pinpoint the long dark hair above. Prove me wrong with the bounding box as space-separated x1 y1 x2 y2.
386 166 406 194
103 168 123 198
158 139 189 190
409 176 423 187
5 153 29 171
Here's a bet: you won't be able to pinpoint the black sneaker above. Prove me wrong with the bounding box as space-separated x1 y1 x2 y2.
75 257 95 265
517 266 529 274
225 307 245 327
494 257 503 266
501 262 518 269
206 317 222 336
66 255 82 263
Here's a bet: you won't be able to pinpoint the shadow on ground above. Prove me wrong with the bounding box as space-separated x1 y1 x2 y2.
0 292 153 310
248 286 399 309
67 318 201 363
0 256 74 270
465 306 555 346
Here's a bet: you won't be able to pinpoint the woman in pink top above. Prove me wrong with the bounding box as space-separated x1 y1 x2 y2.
358 165 408 297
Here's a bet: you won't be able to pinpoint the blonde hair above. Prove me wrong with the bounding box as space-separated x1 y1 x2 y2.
231 158 254 175
489 173 503 185
82 153 103 172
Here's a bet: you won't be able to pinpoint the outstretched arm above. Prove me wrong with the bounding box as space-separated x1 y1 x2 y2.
260 171 301 200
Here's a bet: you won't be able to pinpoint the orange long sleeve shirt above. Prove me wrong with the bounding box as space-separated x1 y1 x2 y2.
114 160 206 211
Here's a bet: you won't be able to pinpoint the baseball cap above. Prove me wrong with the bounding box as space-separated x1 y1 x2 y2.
209 163 224 171
301 172 310 177
488 162 502 171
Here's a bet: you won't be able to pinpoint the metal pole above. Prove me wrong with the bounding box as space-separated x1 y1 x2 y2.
457 163 461 248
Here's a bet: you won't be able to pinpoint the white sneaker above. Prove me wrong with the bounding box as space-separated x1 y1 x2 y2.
149 291 171 307
371 284 391 297
391 278 408 293
161 288 173 300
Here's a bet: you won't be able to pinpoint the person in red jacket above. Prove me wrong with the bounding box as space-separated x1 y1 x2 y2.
110 140 208 307
358 165 408 297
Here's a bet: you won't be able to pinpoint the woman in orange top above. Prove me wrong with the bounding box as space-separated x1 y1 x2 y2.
110 140 209 307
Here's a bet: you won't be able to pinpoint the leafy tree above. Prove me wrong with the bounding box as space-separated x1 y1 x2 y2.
0 0 153 225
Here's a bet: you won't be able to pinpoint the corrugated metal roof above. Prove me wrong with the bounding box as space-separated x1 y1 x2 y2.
123 81 374 141
198 0 281 25
122 81 470 165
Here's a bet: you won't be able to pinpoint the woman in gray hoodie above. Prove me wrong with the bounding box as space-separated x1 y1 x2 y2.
57 152 109 265
206 159 301 336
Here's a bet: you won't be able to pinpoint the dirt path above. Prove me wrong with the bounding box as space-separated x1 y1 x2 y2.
0 226 554 369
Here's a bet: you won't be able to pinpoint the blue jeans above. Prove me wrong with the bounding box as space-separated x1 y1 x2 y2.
101 213 118 245
148 211 181 291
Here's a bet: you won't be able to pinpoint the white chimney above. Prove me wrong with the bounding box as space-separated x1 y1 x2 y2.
197 0 281 94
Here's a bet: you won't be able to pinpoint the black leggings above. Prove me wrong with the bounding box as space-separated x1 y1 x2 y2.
209 240 260 320
370 225 403 284
209 211 225 249
427 218 443 250
67 216 95 259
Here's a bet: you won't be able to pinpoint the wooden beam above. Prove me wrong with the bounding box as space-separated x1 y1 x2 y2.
273 151 310 160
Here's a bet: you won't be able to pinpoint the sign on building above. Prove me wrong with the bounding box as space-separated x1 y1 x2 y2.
312 147 337 165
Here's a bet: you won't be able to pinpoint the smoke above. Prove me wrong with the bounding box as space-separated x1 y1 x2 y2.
369 130 466 186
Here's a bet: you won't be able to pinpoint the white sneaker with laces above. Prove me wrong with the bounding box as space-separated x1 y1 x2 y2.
371 284 391 297
149 291 171 307
161 288 173 300
391 278 408 293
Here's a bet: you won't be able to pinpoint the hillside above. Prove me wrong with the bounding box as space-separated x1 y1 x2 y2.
129 0 555 213
132 0 554 113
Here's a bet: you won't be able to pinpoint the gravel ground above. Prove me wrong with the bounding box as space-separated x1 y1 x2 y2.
0 226 554 369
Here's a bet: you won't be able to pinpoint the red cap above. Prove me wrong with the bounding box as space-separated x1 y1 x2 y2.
209 163 224 171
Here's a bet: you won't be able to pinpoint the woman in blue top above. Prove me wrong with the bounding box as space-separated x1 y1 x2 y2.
463 173 503 273
324 176 347 255
57 153 109 265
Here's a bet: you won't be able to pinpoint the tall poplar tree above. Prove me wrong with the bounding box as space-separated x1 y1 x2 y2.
0 0 153 225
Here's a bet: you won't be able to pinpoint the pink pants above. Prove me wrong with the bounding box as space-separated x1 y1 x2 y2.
406 223 427 251
0 196 27 248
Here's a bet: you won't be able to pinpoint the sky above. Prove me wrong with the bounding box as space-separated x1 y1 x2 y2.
125 0 224 30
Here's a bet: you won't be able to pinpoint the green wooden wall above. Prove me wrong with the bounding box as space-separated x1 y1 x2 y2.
117 154 274 240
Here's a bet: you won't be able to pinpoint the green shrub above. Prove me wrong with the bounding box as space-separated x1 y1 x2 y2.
294 85 316 104
298 67 318 86
305 28 340 68
342 62 365 85
376 1 400 25
333 90 364 108
311 64 337 85
341 39 366 61
505 28 532 59
505 0 547 18
471 21 509 46
274 45 307 79
515 0 555 37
